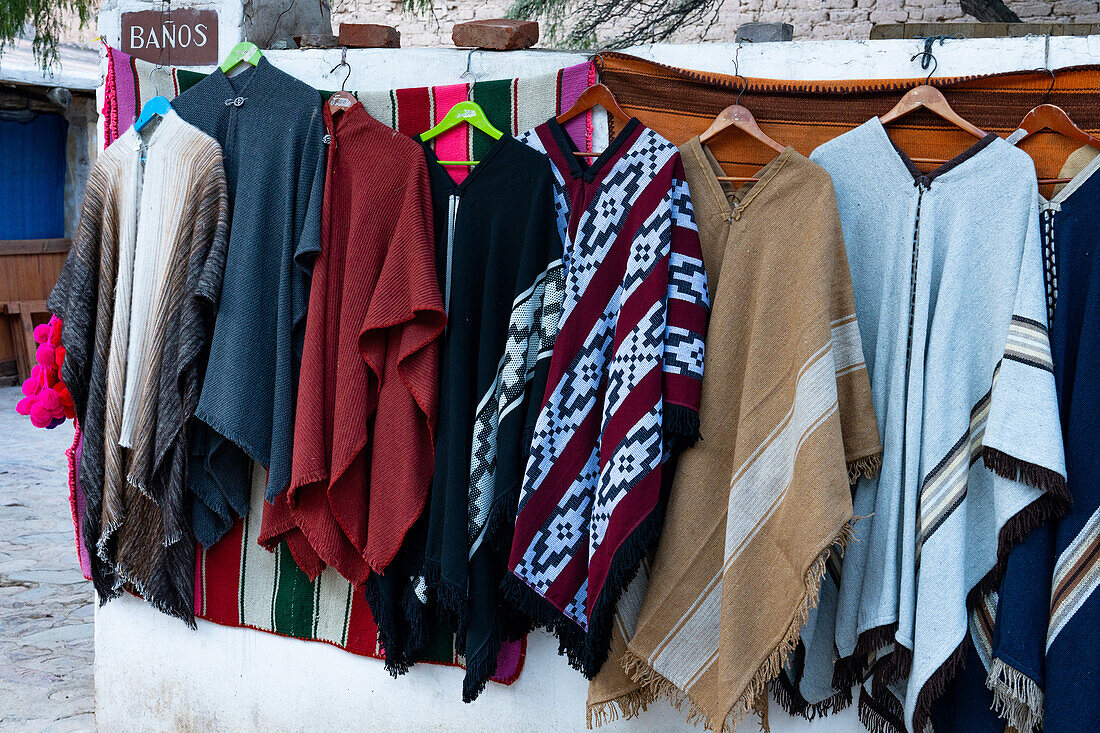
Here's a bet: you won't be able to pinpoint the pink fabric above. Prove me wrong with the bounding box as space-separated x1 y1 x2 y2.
432 83 472 184
559 61 593 151
110 48 138 134
67 426 92 580
495 639 525 682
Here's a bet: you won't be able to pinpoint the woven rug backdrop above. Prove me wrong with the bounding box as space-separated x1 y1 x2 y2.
85 45 599 683
596 52 1100 184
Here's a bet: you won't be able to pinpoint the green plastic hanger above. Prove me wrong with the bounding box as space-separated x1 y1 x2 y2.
220 41 262 74
419 100 503 166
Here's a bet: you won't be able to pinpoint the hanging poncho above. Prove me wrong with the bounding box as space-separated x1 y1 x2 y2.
800 118 1068 732
505 118 709 678
258 102 445 585
48 110 229 623
587 141 882 730
942 145 1100 733
366 133 564 701
172 58 327 547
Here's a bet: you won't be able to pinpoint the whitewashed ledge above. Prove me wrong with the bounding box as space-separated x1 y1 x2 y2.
87 36 1100 97
91 33 1100 733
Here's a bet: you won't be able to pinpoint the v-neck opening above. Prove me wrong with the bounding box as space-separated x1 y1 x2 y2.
218 57 265 98
686 137 792 220
874 117 998 187
549 116 641 182
421 132 511 194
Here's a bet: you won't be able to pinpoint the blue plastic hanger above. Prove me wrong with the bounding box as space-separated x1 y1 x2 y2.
135 95 172 132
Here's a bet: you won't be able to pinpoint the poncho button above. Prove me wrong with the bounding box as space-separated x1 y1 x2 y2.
234 96 246 107
322 134 333 145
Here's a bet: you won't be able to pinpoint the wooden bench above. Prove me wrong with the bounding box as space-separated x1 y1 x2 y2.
0 239 69 384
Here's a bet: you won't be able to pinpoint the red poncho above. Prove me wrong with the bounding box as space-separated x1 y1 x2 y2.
260 102 445 584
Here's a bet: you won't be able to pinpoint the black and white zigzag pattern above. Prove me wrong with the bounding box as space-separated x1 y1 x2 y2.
466 259 566 556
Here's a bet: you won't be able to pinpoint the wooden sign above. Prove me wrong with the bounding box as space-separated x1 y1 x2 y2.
122 8 219 66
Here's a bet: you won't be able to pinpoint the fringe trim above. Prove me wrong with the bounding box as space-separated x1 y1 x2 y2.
770 671 853 721
621 651 715 730
872 643 913 687
499 569 589 672
732 521 857 727
849 451 884 484
858 685 906 733
582 493 669 678
664 404 701 449
461 622 501 704
502 493 668 678
847 452 883 485
422 559 468 651
986 657 1044 733
586 688 656 729
911 634 969 733
910 454 1066 733
618 521 856 733
832 622 897 691
974 467 1071 602
981 446 1069 497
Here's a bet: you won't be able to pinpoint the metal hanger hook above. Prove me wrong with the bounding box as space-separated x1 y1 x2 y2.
732 44 747 105
329 47 351 91
911 35 951 84
735 75 748 106
1042 65 1056 105
461 48 477 80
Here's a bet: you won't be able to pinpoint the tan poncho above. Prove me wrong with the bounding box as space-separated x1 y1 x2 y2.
587 140 881 730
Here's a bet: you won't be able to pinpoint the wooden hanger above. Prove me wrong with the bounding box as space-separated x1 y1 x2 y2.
419 100 503 166
1016 103 1100 185
220 41 262 75
699 77 785 183
880 41 986 166
556 84 632 158
880 87 987 165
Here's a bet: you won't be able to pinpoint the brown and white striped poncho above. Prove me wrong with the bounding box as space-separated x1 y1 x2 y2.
587 140 881 730
49 110 229 624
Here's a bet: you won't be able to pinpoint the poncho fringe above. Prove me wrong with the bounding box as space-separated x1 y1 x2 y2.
619 521 858 732
986 657 1044 733
502 496 673 677
905 471 1070 731
770 673 854 721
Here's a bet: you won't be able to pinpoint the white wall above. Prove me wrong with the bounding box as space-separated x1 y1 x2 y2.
330 0 1100 48
92 34 1100 733
95 595 859 732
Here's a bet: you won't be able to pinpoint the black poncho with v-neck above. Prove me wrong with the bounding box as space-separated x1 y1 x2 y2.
366 134 563 701
172 58 327 547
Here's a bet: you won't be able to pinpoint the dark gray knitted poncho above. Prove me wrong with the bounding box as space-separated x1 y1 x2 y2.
172 58 327 546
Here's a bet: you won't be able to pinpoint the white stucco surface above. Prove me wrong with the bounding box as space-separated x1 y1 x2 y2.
96 594 859 732
89 26 1100 733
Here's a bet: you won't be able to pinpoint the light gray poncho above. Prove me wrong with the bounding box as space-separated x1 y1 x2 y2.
799 118 1068 732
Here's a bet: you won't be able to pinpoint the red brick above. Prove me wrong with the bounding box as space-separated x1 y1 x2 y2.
452 19 539 50
339 23 401 49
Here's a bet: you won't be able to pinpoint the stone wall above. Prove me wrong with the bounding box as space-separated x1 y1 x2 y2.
332 0 1100 47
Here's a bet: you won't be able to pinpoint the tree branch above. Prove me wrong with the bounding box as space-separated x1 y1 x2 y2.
961 0 1022 22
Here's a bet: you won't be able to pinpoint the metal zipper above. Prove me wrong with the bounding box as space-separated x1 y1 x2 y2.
444 193 458 316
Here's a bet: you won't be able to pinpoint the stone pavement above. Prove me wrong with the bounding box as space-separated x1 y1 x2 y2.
0 386 93 731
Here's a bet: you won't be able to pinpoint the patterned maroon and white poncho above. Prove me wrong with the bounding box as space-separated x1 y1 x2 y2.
505 117 709 677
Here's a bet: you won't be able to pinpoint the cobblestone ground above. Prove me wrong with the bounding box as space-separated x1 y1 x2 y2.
0 386 93 731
